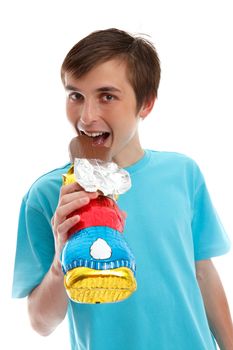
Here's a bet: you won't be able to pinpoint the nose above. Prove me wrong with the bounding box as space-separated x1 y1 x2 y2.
80 99 98 126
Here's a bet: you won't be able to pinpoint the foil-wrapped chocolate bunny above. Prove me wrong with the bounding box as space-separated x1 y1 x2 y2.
61 141 137 304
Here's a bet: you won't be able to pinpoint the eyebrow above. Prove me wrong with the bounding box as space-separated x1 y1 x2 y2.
96 86 122 94
65 85 122 94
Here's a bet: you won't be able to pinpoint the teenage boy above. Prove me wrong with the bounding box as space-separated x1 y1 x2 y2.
12 28 233 349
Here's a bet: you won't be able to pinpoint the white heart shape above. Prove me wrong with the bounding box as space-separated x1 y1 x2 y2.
90 238 112 259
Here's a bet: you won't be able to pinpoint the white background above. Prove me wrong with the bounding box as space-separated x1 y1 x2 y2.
0 0 232 349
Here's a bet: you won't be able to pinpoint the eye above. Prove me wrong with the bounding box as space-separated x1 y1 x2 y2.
102 94 115 102
67 91 83 101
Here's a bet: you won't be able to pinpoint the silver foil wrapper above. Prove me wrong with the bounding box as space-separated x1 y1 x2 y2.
74 158 131 196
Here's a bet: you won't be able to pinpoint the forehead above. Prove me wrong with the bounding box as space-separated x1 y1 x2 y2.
64 59 132 91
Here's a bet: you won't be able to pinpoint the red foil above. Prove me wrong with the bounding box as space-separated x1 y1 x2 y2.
67 196 125 237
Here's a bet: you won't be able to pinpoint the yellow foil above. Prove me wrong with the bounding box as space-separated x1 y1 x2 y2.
64 267 137 304
62 165 75 185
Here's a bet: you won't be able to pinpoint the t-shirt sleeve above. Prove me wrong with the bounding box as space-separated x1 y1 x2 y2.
191 164 231 261
12 197 55 298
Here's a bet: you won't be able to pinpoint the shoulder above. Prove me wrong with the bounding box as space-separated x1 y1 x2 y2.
28 162 72 188
24 163 71 213
146 149 204 189
147 149 200 171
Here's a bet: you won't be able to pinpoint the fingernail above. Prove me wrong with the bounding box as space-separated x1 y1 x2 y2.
91 192 99 197
80 197 89 204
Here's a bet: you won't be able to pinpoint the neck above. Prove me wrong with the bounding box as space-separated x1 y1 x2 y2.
113 134 144 168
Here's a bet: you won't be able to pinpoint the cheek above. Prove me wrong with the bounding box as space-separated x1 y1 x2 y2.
66 103 79 124
113 119 138 144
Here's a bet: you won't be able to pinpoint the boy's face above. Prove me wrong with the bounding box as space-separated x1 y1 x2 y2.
64 59 153 167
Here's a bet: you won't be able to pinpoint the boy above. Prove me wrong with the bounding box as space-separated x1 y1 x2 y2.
12 28 233 349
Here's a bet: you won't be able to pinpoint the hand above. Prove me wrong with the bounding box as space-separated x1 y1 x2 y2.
51 182 99 272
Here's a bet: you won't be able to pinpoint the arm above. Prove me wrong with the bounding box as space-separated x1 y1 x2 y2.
28 260 68 336
195 259 233 350
28 182 99 336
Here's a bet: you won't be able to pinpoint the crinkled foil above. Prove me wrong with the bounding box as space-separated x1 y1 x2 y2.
74 158 131 196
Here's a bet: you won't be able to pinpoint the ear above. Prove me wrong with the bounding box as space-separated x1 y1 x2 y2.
138 97 156 119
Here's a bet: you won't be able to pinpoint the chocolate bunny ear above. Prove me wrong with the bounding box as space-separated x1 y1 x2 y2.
68 135 112 163
68 137 79 163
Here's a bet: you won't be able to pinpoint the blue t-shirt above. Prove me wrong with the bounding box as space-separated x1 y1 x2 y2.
12 150 231 350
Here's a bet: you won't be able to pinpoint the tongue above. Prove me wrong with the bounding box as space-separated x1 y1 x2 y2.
92 134 109 146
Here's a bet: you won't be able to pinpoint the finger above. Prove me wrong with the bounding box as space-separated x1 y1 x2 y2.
57 214 80 243
59 190 99 206
60 182 83 197
54 192 99 231
121 210 127 220
55 196 92 225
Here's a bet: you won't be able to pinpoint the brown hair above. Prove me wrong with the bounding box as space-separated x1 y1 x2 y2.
61 28 161 111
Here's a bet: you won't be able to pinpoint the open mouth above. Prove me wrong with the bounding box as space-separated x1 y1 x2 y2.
79 130 111 146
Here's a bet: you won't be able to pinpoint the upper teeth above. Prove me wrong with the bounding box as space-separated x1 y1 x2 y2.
83 131 105 137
